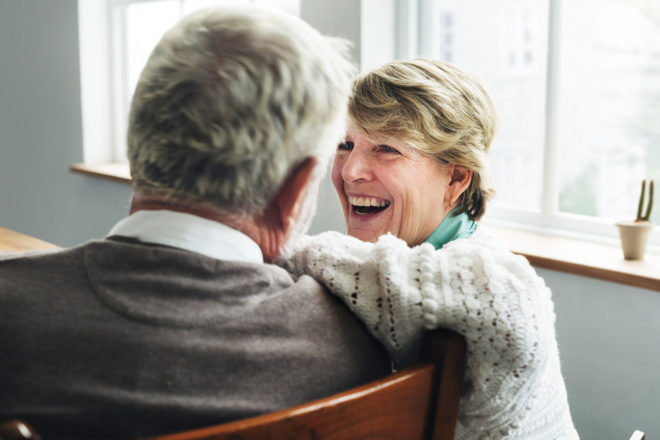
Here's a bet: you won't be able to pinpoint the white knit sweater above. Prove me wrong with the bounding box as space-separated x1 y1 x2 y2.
286 227 579 440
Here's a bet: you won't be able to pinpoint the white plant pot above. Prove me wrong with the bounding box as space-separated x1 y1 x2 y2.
615 220 654 260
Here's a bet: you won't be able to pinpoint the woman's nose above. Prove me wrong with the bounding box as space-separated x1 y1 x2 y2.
341 149 372 182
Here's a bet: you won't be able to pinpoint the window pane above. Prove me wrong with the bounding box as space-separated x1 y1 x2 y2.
182 0 248 15
183 0 300 16
556 0 660 223
125 1 180 106
419 0 549 211
253 0 300 16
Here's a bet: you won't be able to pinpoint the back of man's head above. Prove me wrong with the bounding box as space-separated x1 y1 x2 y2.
127 5 354 216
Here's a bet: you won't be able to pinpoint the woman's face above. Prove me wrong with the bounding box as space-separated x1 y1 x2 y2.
331 126 452 246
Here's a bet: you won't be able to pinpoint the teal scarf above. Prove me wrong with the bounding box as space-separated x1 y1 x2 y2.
424 209 476 250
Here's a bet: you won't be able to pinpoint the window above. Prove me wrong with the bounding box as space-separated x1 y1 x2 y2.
404 0 660 246
78 0 300 164
78 0 658 248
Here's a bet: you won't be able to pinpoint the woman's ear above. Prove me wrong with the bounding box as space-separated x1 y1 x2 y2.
447 165 472 206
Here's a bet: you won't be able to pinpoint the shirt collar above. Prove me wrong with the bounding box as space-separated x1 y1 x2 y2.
107 210 263 264
424 209 477 250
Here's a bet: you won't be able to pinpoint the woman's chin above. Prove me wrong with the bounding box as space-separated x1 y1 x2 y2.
346 226 385 243
345 207 393 242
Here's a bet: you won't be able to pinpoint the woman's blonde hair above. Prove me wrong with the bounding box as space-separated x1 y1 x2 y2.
349 59 498 220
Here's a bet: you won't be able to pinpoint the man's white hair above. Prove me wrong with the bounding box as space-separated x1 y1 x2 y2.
127 4 354 215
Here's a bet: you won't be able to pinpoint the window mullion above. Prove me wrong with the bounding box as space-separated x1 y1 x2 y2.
395 0 418 60
417 0 438 59
540 0 562 224
110 2 130 162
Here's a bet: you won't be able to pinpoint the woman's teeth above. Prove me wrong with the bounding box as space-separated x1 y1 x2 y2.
348 196 388 207
348 196 390 215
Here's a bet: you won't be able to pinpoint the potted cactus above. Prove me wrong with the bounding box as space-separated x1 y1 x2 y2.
615 179 654 260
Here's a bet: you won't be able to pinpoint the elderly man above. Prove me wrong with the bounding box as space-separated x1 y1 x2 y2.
0 5 389 439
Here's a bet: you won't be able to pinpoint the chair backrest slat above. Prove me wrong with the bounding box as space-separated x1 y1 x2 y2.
629 430 646 440
0 420 41 440
144 328 467 440
148 364 436 440
421 328 468 440
1 329 467 440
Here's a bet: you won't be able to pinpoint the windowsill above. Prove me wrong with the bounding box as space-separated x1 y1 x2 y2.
483 222 659 292
70 162 131 184
69 162 659 292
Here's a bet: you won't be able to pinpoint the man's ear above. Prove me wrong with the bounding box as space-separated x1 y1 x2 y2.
274 157 319 231
447 165 472 205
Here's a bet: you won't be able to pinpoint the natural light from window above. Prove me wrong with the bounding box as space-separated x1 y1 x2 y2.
414 0 659 243
556 0 660 223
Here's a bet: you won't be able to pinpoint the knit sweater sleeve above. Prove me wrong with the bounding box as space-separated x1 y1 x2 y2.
286 231 429 364
285 230 557 431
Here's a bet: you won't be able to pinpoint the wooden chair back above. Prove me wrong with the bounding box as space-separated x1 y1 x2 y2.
629 430 646 440
143 328 467 440
0 420 41 440
0 329 466 440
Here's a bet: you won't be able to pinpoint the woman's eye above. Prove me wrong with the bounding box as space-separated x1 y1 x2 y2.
377 144 400 154
338 141 354 151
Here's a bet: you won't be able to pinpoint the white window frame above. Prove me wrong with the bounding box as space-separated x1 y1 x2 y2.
90 0 222 163
78 0 115 164
396 0 659 250
108 0 134 164
79 0 134 164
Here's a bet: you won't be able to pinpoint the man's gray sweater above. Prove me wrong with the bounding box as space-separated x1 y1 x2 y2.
0 237 389 439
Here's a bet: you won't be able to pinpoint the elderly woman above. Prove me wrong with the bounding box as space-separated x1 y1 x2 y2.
286 59 579 439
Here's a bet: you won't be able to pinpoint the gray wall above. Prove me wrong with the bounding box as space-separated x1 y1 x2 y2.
300 0 360 236
0 1 657 438
542 269 659 439
0 0 131 247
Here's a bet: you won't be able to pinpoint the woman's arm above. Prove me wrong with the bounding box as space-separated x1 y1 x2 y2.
286 230 562 430
285 230 554 374
286 231 428 364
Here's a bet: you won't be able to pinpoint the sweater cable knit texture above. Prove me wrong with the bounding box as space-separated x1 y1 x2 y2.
286 227 579 440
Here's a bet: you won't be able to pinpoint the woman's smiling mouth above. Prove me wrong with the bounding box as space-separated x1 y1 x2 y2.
348 195 391 215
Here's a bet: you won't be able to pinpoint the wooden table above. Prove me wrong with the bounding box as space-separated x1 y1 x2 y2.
0 226 59 253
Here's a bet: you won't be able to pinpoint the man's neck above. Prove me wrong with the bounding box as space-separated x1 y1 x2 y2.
128 188 281 262
130 188 254 237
